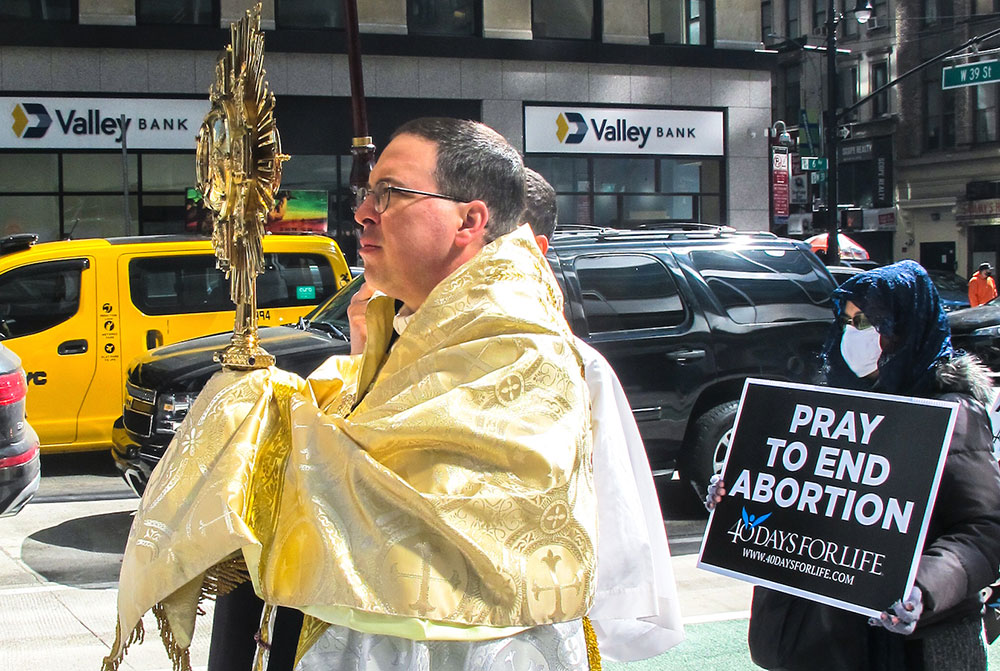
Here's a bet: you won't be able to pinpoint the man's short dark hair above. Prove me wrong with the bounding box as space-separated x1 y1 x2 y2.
391 118 525 242
522 168 557 242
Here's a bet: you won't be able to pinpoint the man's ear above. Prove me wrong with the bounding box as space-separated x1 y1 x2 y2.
455 200 489 247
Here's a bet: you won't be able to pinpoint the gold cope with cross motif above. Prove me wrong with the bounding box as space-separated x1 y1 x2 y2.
196 3 288 370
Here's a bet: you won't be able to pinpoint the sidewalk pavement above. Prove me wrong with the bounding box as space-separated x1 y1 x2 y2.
3 499 1000 670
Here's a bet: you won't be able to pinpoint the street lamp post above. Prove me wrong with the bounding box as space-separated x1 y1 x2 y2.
824 0 872 264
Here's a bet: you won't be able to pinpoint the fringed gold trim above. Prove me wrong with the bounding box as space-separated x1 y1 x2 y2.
152 603 194 671
583 616 602 671
100 618 145 671
201 555 252 601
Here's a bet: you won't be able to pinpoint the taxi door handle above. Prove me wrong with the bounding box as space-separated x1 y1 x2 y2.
58 339 88 355
146 329 163 350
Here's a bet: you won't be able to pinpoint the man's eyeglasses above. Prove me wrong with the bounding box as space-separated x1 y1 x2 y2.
353 182 466 214
838 312 875 331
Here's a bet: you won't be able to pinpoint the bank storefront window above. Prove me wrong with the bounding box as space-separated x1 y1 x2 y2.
528 155 725 226
524 105 726 227
0 154 58 192
64 153 138 191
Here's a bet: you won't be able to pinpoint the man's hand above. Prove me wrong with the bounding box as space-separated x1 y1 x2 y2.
348 281 376 355
705 475 725 511
868 585 923 635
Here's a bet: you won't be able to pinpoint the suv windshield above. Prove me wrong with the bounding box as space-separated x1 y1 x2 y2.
305 273 364 336
689 247 833 324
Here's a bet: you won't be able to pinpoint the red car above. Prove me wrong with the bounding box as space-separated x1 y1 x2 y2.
0 342 39 516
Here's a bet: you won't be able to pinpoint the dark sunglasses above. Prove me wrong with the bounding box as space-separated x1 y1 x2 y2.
838 312 875 331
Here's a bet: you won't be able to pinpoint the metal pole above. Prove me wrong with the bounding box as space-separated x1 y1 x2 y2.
119 114 132 236
825 0 840 264
342 0 373 266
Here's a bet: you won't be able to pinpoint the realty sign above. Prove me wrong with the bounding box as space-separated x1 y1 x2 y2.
698 379 958 617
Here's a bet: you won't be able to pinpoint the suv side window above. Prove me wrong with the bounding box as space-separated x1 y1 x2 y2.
130 253 338 315
689 248 833 324
574 253 686 332
0 259 85 338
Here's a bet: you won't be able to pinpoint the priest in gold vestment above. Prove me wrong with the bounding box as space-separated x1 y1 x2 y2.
104 118 598 671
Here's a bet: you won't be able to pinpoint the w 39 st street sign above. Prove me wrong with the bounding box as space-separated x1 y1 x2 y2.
943 60 1000 89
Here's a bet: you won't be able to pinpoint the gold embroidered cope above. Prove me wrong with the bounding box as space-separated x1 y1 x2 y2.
104 226 597 669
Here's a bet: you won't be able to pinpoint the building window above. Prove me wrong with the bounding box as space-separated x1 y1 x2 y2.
276 0 343 29
839 66 859 120
871 61 889 117
812 0 826 34
975 82 999 143
534 0 593 39
650 0 709 45
786 0 800 38
526 156 725 227
924 71 956 150
136 0 215 25
0 0 74 21
842 0 859 37
973 0 1000 16
872 0 889 22
784 65 801 126
761 0 772 42
407 0 476 36
923 0 954 26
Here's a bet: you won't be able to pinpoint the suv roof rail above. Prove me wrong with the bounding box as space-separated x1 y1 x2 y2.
553 225 783 242
0 233 38 255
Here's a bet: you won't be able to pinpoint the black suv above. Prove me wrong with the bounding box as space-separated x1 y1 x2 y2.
112 226 837 499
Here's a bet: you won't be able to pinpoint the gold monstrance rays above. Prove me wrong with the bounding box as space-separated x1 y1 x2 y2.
196 3 288 369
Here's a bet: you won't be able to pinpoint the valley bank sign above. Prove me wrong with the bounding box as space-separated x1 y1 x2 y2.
2 96 210 149
524 105 724 156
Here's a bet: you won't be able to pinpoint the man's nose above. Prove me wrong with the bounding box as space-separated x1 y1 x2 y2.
354 193 378 227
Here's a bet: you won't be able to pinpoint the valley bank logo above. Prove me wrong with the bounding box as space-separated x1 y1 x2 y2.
526 105 724 156
555 112 588 144
2 96 210 149
12 103 51 139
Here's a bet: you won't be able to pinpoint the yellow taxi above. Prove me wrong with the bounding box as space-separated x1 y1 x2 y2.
0 233 350 453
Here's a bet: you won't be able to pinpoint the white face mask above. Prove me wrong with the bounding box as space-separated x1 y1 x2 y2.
840 324 882 378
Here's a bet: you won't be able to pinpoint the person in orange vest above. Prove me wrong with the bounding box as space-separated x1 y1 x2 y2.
969 262 998 307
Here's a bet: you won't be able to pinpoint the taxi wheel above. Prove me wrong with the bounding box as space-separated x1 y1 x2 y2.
684 400 738 500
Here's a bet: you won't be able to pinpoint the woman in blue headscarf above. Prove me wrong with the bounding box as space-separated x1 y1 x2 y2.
709 260 1000 670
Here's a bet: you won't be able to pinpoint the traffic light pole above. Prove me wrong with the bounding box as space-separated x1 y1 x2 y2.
825 0 841 264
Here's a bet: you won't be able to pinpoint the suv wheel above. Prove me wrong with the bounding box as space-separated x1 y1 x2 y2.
683 400 738 499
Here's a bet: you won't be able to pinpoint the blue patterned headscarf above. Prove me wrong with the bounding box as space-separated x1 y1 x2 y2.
824 260 953 396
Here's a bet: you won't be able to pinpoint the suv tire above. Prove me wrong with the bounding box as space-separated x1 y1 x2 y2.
684 400 739 499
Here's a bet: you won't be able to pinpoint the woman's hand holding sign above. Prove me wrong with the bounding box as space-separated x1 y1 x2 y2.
705 474 725 511
869 585 923 635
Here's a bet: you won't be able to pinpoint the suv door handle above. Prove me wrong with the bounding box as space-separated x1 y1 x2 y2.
665 348 706 362
58 339 88 355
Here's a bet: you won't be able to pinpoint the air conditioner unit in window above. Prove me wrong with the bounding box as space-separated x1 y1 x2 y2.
866 16 883 30
812 25 828 36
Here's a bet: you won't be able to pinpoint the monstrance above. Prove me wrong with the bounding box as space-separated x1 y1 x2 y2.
196 3 288 370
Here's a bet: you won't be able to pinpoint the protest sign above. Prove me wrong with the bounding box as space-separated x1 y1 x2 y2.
698 378 958 618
